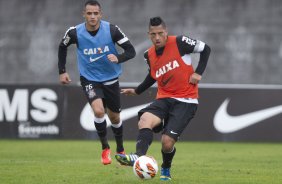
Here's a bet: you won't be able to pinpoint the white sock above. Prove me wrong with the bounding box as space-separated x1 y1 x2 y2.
94 116 105 123
111 121 122 128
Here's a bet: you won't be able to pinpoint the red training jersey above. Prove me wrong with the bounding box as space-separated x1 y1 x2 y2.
147 36 198 99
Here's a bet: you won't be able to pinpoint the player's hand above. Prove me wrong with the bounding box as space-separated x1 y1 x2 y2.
107 54 118 63
189 73 202 85
59 73 71 84
121 88 137 96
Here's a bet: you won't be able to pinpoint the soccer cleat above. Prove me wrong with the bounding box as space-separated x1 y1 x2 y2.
160 167 171 181
101 148 111 165
115 153 139 166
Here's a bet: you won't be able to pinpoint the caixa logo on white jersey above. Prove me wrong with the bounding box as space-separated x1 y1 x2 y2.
0 88 59 138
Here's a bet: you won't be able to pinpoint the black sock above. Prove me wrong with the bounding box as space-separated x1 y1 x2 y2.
161 147 176 168
136 128 153 156
111 124 124 153
94 120 109 150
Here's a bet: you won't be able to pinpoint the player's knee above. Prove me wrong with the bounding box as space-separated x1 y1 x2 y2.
107 110 120 124
94 109 105 118
161 135 175 152
109 116 120 124
138 116 153 129
91 100 105 118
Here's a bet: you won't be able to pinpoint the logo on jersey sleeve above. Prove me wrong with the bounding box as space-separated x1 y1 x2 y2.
182 36 196 46
63 35 71 46
63 26 75 46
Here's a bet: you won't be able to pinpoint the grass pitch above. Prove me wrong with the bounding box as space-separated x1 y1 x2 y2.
0 140 281 184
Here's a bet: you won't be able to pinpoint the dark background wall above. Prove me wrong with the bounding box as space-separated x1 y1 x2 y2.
1 85 282 141
0 0 281 85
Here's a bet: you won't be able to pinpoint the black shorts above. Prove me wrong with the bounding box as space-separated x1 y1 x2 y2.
80 76 121 113
138 98 198 141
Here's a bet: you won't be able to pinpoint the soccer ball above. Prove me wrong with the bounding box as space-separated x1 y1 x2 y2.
133 155 158 180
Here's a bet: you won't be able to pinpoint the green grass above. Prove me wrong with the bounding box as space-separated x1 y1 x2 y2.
0 140 281 184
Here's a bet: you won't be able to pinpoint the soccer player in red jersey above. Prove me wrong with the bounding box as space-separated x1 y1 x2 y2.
115 17 211 181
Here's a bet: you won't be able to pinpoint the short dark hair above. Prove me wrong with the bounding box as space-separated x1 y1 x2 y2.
149 17 166 28
84 0 101 8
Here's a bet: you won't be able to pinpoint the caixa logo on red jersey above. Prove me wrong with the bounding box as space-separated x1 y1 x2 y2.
0 88 60 138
